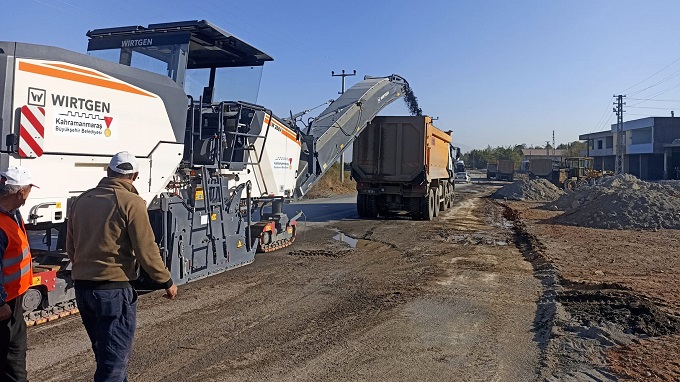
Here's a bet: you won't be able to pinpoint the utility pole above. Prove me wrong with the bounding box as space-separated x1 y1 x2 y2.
614 94 626 175
332 69 356 183
552 130 555 156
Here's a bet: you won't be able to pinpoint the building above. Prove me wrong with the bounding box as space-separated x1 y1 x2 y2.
520 148 569 161
579 117 680 180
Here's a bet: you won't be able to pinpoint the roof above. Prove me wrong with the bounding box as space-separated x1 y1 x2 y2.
579 131 612 140
87 20 273 69
521 148 568 157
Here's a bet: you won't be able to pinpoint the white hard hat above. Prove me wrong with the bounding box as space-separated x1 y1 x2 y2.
109 151 139 175
0 166 39 188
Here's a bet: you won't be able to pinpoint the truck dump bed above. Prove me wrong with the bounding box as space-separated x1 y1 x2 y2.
529 158 554 177
352 116 451 183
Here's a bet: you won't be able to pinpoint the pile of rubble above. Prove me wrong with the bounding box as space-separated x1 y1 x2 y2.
546 174 680 230
491 178 565 201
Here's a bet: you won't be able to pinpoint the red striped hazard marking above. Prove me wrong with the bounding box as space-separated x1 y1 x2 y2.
19 105 45 158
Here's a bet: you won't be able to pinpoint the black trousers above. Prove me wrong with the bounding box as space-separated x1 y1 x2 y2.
0 296 27 382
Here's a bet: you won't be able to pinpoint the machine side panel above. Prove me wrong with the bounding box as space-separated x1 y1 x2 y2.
1 43 187 224
12 58 176 155
12 42 187 143
227 113 301 198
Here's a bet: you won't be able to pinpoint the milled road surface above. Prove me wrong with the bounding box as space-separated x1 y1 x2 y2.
27 183 542 381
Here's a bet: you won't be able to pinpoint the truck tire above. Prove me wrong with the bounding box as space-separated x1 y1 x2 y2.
439 185 447 212
357 194 367 218
420 189 435 221
433 188 441 217
446 183 454 209
365 195 379 218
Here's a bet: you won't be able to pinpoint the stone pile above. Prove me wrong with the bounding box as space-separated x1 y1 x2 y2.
546 174 680 230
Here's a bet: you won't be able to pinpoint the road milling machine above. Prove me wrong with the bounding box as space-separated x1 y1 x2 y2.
0 20 410 324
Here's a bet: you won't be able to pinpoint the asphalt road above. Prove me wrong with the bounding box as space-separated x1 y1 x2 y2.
285 181 474 224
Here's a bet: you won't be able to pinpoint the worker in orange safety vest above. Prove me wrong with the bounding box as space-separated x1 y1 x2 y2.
0 166 37 382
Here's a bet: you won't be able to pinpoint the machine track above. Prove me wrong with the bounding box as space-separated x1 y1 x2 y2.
259 236 295 253
25 300 79 327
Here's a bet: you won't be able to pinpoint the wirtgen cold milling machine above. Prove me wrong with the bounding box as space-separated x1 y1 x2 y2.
0 20 409 324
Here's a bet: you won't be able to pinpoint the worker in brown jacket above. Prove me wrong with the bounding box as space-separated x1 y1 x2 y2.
67 151 177 382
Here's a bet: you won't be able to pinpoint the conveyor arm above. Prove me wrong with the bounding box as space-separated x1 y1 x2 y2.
295 74 407 198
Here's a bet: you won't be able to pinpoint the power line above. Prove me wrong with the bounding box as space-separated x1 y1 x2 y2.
627 106 679 109
627 80 680 107
593 101 613 132
619 56 680 93
627 97 680 102
596 111 614 131
627 65 680 96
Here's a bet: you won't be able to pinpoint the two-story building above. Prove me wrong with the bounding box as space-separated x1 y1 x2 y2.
520 148 569 161
579 117 680 180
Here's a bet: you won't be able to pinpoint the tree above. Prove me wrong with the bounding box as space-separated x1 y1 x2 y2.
557 141 588 157
459 140 590 169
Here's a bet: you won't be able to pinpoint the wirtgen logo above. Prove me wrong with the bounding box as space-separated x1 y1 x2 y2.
27 87 46 107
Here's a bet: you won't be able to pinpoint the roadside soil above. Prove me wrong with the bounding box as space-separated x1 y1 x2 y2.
27 186 542 381
509 200 680 381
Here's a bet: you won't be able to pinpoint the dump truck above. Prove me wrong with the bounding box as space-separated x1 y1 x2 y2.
352 116 459 221
1 20 410 324
486 163 497 179
528 158 555 179
496 159 515 181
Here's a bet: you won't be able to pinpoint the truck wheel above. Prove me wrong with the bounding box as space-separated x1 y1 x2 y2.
439 186 447 212
420 190 435 221
365 195 379 218
446 184 454 209
430 188 439 217
357 194 367 218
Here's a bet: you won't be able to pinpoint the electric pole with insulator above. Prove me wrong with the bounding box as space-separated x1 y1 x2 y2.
332 69 356 182
614 95 626 175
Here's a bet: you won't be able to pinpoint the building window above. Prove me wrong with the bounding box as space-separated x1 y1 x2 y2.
631 127 652 144
597 140 603 149
606 136 613 149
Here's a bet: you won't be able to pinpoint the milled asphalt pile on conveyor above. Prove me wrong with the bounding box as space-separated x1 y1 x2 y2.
546 174 680 230
491 178 565 201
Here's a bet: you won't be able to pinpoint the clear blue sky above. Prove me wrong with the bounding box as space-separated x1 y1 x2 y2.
3 0 680 152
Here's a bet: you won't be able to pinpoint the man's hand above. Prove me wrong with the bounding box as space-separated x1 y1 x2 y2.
0 304 11 321
164 284 178 300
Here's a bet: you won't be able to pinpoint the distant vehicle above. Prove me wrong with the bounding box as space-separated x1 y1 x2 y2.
486 163 497 179
455 172 471 183
455 160 466 173
519 160 530 173
496 159 515 181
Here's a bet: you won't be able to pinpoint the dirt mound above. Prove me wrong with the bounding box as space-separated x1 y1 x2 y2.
491 178 565 201
546 174 680 230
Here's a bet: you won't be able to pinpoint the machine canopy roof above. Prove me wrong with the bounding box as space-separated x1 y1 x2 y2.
87 20 273 69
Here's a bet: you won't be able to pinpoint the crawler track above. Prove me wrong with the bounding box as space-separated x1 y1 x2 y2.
26 301 79 327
